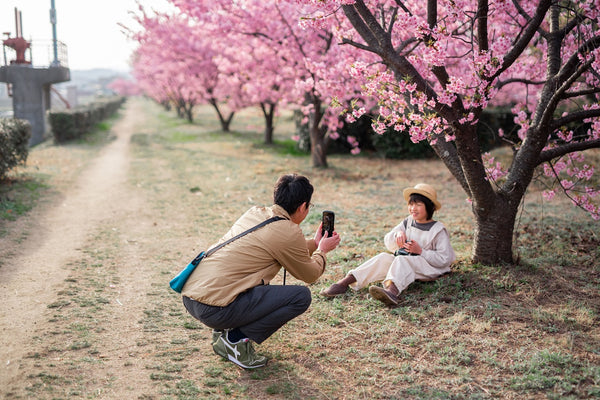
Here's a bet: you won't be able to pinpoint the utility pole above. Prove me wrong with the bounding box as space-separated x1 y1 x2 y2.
50 0 59 66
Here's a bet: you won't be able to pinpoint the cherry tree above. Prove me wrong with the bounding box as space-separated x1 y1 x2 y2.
107 78 142 97
215 36 293 144
173 0 373 166
298 0 600 264
128 6 243 128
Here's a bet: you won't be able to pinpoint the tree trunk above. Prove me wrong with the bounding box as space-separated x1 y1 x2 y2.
209 99 234 132
175 103 184 119
260 102 275 144
185 103 194 123
221 112 234 132
309 97 328 167
310 127 327 167
472 196 517 264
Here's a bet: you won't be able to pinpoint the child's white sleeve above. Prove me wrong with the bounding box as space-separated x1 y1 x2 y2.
384 221 406 252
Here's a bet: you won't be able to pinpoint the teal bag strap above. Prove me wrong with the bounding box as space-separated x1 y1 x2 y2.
170 216 286 293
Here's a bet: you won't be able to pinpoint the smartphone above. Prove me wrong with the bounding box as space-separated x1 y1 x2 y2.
321 210 335 237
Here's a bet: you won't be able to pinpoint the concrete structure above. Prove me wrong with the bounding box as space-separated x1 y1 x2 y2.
1 5 70 146
0 65 70 145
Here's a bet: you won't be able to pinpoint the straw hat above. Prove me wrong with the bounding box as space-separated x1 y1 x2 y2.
403 183 442 210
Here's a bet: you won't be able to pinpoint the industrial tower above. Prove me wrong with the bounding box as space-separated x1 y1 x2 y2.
0 1 70 146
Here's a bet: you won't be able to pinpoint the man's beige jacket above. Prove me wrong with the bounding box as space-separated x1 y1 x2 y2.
182 205 326 306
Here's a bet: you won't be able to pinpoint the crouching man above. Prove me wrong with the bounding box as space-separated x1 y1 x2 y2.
181 174 341 368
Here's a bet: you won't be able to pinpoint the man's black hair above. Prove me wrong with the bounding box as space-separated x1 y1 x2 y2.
274 174 313 215
409 193 435 220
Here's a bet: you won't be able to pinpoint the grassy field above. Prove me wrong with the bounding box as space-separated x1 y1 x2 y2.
1 98 599 399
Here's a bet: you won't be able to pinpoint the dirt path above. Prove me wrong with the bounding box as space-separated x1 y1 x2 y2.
0 100 151 394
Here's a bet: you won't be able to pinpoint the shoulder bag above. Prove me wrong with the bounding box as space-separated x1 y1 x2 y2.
169 216 285 293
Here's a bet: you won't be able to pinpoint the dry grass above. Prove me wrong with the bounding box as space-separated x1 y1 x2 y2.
1 97 598 399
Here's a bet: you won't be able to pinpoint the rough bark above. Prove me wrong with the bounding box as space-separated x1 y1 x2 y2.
309 97 328 168
472 195 517 264
260 102 275 145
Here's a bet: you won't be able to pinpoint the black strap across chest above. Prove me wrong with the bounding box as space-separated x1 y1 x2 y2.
206 215 285 257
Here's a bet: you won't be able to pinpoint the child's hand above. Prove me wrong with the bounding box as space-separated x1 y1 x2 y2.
404 240 422 255
395 231 407 248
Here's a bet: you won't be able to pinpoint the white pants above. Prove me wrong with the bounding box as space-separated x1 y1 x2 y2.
348 253 450 293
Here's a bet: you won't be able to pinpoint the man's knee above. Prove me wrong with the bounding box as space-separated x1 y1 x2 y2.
290 285 312 313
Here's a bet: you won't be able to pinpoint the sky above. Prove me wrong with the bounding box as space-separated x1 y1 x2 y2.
1 0 174 71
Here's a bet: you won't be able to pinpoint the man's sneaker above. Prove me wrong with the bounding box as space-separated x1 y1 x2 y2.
369 285 399 307
212 330 268 369
211 329 223 347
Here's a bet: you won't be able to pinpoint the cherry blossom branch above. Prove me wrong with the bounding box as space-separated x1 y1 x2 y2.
386 6 398 36
488 0 552 81
341 2 382 53
476 0 488 52
557 36 600 84
562 88 600 99
543 158 599 218
340 38 377 54
393 37 419 55
552 108 600 130
495 78 546 90
554 3 587 39
392 0 411 16
541 58 596 128
538 139 600 165
342 2 434 95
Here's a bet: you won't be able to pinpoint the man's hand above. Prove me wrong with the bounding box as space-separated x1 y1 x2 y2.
314 222 324 244
317 230 341 253
315 222 341 253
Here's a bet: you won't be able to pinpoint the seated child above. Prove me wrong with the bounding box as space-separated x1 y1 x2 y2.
320 183 455 306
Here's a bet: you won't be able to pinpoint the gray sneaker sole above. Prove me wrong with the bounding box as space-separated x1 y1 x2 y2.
227 354 267 369
214 336 267 369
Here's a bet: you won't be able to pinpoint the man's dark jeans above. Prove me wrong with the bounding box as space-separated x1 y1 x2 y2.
183 285 311 344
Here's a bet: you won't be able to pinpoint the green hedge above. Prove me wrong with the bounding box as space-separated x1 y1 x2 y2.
294 107 518 160
49 96 126 143
340 107 518 159
0 118 31 179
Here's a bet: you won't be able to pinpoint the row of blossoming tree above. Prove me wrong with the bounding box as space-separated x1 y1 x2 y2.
125 1 373 167
123 0 600 265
